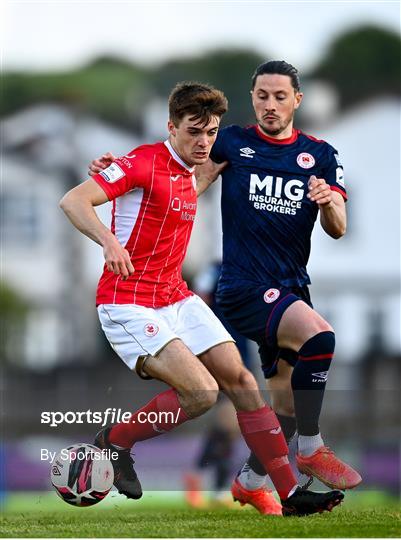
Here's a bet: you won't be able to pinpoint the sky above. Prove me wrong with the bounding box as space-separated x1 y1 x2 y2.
2 0 400 73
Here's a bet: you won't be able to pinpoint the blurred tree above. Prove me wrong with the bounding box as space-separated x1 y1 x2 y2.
312 25 401 109
2 28 399 127
152 49 266 126
1 56 149 130
0 282 29 363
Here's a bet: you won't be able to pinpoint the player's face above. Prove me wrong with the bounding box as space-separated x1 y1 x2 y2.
168 115 220 166
251 74 303 138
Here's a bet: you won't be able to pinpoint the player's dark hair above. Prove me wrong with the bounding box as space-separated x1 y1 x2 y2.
168 82 228 128
251 60 300 92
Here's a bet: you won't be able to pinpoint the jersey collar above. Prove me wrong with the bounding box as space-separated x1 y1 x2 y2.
254 125 299 145
164 140 195 172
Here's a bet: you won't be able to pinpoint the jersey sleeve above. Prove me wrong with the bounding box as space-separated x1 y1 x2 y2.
323 145 347 201
92 150 150 201
210 127 229 163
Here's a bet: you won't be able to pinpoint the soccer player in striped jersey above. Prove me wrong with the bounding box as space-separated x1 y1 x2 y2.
61 81 344 517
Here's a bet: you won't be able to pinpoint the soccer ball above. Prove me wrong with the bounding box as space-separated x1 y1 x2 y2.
50 443 114 506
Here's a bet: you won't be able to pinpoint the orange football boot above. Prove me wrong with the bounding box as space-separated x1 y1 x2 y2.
296 447 362 490
231 477 282 515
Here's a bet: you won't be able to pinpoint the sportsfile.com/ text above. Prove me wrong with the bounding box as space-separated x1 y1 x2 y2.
41 408 181 428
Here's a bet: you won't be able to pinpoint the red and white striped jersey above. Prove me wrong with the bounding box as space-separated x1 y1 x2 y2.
93 140 197 307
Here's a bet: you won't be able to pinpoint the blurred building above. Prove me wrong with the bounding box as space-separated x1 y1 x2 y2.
1 104 139 368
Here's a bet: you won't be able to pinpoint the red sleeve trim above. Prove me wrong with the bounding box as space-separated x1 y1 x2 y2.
92 174 115 200
330 185 347 201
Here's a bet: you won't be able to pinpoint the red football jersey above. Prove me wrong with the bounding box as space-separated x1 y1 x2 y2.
93 141 197 307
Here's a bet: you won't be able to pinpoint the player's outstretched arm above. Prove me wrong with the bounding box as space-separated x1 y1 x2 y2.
59 179 134 280
195 159 228 196
307 175 346 239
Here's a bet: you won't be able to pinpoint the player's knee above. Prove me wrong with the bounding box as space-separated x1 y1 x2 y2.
224 368 261 407
299 330 335 357
187 391 218 417
181 379 219 417
237 368 259 391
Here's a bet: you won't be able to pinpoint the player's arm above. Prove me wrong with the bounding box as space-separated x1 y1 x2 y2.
307 175 346 239
86 152 224 197
195 158 228 196
59 179 134 279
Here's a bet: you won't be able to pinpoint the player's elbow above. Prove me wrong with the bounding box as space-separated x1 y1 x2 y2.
331 224 346 239
324 221 346 239
59 192 72 213
59 190 79 216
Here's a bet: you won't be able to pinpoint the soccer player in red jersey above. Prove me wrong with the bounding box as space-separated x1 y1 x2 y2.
61 82 344 516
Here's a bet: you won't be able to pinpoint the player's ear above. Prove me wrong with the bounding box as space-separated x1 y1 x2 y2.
294 92 303 109
167 120 176 137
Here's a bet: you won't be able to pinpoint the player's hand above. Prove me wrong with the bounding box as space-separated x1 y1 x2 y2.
88 152 117 177
195 159 228 196
307 175 333 206
195 159 228 183
103 236 134 280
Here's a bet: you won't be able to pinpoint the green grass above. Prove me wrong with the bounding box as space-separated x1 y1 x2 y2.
1 491 400 538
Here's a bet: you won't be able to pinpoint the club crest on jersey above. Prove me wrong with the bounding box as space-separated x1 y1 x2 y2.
240 147 255 158
171 197 181 211
100 163 125 183
263 288 280 303
297 153 315 169
144 323 159 337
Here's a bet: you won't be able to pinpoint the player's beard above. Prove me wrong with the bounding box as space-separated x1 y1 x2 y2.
259 112 294 137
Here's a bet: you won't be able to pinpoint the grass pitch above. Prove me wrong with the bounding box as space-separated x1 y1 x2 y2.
1 490 400 538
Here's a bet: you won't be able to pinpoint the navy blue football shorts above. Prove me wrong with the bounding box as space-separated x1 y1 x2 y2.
216 284 313 379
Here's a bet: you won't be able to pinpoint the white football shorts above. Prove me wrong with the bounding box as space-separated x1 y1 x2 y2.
97 294 234 377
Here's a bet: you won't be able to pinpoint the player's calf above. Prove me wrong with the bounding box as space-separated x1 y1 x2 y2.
292 330 335 439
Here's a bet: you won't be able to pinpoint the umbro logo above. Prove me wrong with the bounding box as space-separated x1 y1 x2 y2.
240 147 255 158
270 427 282 435
312 371 328 382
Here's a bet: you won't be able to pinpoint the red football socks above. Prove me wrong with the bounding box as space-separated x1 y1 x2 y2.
237 405 298 500
109 388 189 448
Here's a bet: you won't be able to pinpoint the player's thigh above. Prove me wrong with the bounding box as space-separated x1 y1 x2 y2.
277 300 333 352
174 295 235 358
98 303 217 396
97 303 175 375
143 338 219 396
199 341 258 390
266 359 295 417
217 285 301 377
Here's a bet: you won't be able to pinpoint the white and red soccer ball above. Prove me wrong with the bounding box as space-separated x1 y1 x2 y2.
50 443 114 507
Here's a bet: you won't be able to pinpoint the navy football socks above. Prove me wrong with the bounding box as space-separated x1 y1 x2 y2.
291 331 335 436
